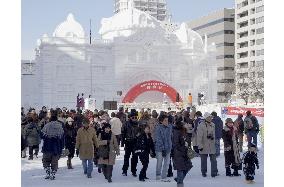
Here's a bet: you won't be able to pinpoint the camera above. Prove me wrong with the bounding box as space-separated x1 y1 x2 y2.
207 134 214 140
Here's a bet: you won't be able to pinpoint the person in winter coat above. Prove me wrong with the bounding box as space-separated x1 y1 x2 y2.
75 117 99 178
121 109 141 177
181 111 194 147
74 109 84 130
211 111 223 157
41 110 65 180
244 111 259 149
234 114 245 152
134 125 156 181
38 106 47 121
197 112 218 177
109 112 122 145
172 120 193 187
148 110 159 139
97 123 120 183
242 143 259 183
64 117 77 169
154 113 173 182
21 118 28 158
192 111 204 154
24 115 41 160
222 118 242 177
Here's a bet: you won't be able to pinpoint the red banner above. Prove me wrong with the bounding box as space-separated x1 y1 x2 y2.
224 107 264 117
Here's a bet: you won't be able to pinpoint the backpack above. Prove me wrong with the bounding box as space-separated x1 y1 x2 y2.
244 117 253 130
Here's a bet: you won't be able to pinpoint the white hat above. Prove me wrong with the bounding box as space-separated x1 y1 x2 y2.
66 117 74 122
203 112 212 119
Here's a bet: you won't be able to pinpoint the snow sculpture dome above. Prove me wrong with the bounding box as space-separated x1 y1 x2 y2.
175 23 204 50
53 13 85 38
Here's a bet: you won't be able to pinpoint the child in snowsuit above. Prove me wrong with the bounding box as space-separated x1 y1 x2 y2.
242 143 259 183
134 125 156 181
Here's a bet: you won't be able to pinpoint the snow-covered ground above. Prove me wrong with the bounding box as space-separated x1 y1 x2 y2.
22 144 264 187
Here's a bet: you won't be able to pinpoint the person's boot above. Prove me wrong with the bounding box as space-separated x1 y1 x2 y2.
122 171 127 176
139 174 145 182
50 170 56 180
28 155 33 160
44 167 51 179
233 168 241 176
226 167 232 176
67 158 73 169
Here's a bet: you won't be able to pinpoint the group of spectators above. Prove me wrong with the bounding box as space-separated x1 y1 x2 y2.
21 106 260 186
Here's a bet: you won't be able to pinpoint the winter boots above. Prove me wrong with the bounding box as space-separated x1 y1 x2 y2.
233 168 241 176
50 170 56 180
226 167 232 176
67 158 73 169
44 167 51 179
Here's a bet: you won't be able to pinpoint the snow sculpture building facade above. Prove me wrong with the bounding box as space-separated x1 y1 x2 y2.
21 8 217 110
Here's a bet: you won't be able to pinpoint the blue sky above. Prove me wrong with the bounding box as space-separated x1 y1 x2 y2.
22 0 234 60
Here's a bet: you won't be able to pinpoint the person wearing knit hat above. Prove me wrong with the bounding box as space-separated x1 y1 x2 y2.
222 118 241 177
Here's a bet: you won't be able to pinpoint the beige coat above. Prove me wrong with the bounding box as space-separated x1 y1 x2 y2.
75 127 98 160
98 133 119 165
197 121 216 154
109 117 122 135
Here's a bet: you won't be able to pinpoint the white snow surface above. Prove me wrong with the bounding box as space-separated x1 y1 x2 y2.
22 145 264 187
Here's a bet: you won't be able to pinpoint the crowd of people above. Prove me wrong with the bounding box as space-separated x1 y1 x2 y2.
21 106 260 186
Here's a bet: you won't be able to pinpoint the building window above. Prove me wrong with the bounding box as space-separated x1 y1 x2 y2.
250 40 255 46
251 29 256 35
239 73 249 78
238 20 248 28
218 92 233 96
256 38 264 45
238 31 248 38
238 52 248 59
216 55 234 59
256 49 264 56
250 61 256 67
256 5 264 13
256 16 264 24
239 62 249 69
250 50 256 57
238 41 248 49
250 0 256 4
215 42 234 48
256 60 264 67
251 8 255 14
256 27 264 34
251 72 255 78
238 10 248 18
207 30 234 38
250 18 255 25
217 79 235 83
191 18 234 31
217 67 234 71
258 71 264 78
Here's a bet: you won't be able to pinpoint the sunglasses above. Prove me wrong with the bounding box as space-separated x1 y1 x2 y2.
131 116 138 120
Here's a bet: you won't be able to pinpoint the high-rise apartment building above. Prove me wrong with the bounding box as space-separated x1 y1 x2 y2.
187 9 235 103
114 0 167 21
235 0 264 102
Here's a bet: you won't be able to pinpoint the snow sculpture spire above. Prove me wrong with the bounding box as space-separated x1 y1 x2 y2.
204 34 208 53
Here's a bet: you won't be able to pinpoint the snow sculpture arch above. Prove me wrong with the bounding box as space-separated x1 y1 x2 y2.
122 80 182 103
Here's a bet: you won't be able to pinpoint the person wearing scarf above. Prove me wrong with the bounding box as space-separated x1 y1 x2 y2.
97 123 120 183
222 118 242 177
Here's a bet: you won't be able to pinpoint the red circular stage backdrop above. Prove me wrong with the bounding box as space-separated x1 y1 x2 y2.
122 80 182 103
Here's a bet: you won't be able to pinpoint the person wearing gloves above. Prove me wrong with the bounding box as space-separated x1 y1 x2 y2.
222 118 242 177
97 123 120 183
75 117 98 178
197 112 218 177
